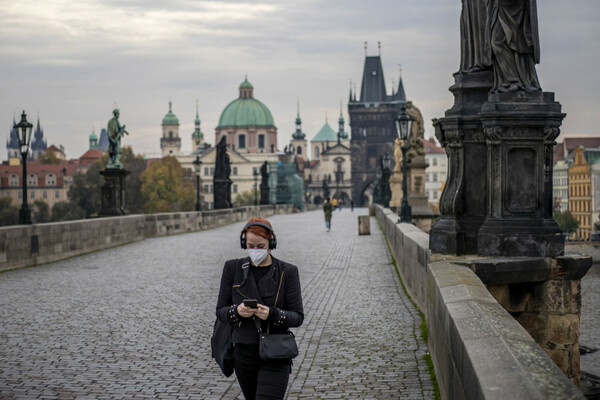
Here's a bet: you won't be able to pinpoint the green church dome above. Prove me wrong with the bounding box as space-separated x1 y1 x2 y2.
217 78 275 128
162 101 179 126
89 130 98 141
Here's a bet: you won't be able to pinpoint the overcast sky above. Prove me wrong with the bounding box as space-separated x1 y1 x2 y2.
1 0 598 159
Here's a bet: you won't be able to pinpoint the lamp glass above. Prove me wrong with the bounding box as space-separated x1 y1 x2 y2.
382 153 391 169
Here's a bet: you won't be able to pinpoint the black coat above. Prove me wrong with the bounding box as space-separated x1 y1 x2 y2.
216 256 304 345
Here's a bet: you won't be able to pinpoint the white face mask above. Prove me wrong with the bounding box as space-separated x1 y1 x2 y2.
248 249 268 266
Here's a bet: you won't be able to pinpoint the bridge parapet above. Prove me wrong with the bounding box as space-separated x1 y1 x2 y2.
0 205 292 273
374 205 584 399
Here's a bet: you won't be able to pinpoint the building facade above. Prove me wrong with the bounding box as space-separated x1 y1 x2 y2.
568 146 593 240
553 160 570 212
424 138 447 208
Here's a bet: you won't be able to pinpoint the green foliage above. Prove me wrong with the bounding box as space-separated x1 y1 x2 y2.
233 189 259 207
141 156 194 213
68 170 99 217
32 199 50 223
120 146 147 213
38 149 61 164
0 196 18 227
553 201 579 236
50 201 85 222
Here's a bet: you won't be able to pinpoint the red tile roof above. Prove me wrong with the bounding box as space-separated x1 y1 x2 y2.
424 138 445 154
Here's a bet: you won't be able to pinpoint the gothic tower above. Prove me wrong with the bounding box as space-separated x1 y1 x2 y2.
192 100 205 152
290 101 307 158
349 49 405 206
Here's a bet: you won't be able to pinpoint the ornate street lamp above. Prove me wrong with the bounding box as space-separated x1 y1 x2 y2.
396 105 413 223
381 152 392 208
15 111 33 224
193 155 202 211
253 168 259 206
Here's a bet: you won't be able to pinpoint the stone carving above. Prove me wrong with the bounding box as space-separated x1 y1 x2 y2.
460 0 492 73
260 161 269 187
406 102 425 163
490 0 541 93
106 109 129 169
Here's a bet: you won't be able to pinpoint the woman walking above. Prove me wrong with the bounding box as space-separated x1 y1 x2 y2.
215 217 304 399
323 197 333 231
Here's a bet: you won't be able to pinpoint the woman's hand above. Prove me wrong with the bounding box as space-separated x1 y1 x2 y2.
255 304 270 320
237 303 257 318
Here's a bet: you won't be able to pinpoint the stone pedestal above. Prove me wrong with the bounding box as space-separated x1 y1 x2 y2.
214 178 232 209
358 216 370 235
429 71 493 254
477 91 565 257
260 183 270 205
99 168 130 216
470 254 592 385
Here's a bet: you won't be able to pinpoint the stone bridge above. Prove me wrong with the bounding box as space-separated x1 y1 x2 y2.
0 207 594 399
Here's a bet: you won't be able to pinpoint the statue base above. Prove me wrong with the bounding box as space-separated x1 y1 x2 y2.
214 178 232 209
98 168 130 216
260 184 270 205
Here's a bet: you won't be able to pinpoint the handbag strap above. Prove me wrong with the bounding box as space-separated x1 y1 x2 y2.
254 266 285 334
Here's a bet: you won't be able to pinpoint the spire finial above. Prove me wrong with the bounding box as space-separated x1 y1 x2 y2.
364 41 367 56
245 74 248 81
325 111 328 122
378 41 381 56
169 100 172 112
399 64 402 77
391 78 396 95
339 98 343 116
297 98 300 116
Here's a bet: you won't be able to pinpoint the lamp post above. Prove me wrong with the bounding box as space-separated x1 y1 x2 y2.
381 152 392 208
396 105 413 223
253 168 259 206
15 111 33 225
193 155 202 211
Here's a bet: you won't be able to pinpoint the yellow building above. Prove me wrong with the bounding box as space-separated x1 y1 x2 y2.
568 146 592 240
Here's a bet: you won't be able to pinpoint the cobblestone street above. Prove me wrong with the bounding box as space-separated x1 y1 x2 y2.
580 263 600 377
0 209 434 399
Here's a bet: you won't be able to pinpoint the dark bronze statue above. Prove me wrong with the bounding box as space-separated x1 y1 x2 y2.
213 136 232 209
460 0 492 73
459 0 541 93
490 0 541 93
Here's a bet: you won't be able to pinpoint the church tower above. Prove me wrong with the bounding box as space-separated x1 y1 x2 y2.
290 101 307 158
192 100 205 152
89 128 98 150
30 118 48 160
348 44 405 206
160 101 181 157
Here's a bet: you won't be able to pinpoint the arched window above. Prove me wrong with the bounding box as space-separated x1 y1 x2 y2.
297 146 302 155
314 147 320 159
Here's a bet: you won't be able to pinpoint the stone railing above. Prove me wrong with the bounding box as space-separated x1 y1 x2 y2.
0 205 293 273
374 206 584 400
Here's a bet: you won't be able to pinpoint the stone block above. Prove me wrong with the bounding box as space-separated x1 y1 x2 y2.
515 312 548 344
358 216 370 235
548 314 580 346
468 257 551 285
555 254 593 280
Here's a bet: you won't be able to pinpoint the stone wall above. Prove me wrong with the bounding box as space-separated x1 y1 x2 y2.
0 205 293 273
374 206 583 399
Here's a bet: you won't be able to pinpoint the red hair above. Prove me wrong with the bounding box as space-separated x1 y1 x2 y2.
244 217 273 240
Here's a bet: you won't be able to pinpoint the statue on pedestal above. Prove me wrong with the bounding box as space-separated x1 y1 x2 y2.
107 109 129 169
213 136 232 209
260 161 270 205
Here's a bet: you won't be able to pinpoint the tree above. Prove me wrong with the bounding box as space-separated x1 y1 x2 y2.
32 199 50 223
0 196 18 227
553 200 579 239
68 170 99 217
234 189 259 207
51 201 85 222
38 150 61 164
120 146 147 213
141 156 194 213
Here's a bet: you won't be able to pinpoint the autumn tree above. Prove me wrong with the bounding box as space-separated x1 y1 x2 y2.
234 189 259 207
0 196 18 226
141 156 194 213
32 199 50 223
38 149 61 164
553 200 579 239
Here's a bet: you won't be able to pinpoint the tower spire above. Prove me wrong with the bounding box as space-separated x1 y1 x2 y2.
364 41 367 56
378 41 381 56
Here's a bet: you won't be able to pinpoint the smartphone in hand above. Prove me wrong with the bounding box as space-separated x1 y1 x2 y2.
243 299 258 308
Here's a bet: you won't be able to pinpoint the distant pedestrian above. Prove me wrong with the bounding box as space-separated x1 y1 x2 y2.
215 217 304 400
323 197 333 231
350 200 354 212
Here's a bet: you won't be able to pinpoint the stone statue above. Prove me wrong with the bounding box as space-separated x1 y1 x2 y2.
213 136 232 209
406 102 426 163
489 0 541 93
106 109 128 168
260 161 269 187
460 0 492 73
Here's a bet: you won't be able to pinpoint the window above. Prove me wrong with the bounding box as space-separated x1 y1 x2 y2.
46 174 56 186
211 167 215 176
433 173 438 182
425 174 429 182
204 167 209 176
297 146 302 155
43 191 47 199
258 135 265 149
9 174 19 186
233 184 238 193
30 191 34 199
433 191 438 199
55 191 59 199
315 147 320 158
433 158 438 166
204 184 209 193
239 135 246 149
233 167 238 176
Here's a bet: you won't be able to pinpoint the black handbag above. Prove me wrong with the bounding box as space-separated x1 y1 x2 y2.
254 269 299 361
211 318 234 377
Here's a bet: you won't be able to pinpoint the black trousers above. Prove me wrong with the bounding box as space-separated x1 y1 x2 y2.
234 344 291 400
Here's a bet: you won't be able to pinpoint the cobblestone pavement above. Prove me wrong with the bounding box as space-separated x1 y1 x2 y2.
0 209 434 399
580 263 600 377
